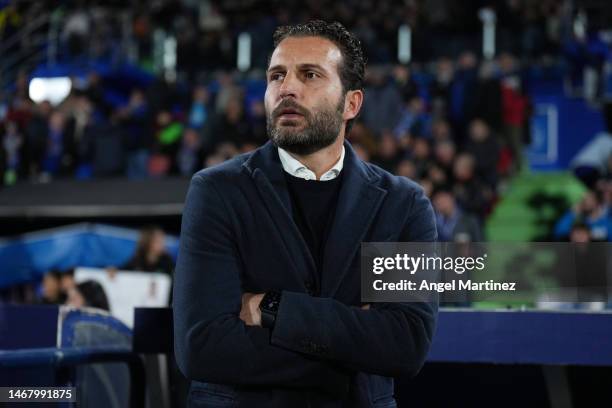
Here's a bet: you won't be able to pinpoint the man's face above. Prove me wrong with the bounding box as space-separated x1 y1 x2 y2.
265 36 346 155
43 274 60 300
433 192 455 216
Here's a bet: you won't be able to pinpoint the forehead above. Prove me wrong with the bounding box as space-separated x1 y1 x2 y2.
269 36 342 72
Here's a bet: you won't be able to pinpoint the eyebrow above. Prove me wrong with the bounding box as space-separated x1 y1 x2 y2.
267 63 328 74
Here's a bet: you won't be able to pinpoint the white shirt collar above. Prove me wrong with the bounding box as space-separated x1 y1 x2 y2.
278 146 345 181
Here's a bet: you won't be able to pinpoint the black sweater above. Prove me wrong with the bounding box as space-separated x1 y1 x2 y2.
284 172 343 282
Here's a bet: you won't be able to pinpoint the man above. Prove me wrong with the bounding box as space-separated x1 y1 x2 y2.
173 20 437 407
432 188 483 242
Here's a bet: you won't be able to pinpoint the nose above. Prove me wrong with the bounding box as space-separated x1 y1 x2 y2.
278 71 301 100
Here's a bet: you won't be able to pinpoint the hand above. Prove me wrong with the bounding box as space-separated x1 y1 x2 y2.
361 304 371 310
240 292 265 326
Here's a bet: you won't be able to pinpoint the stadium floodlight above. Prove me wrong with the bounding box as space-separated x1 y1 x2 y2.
163 35 177 82
28 77 72 106
573 10 587 41
397 24 411 64
478 7 496 60
237 32 252 72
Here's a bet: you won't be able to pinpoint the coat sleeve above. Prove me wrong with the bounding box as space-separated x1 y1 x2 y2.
173 174 350 396
269 187 438 378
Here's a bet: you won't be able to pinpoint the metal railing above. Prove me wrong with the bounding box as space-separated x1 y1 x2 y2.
0 346 146 408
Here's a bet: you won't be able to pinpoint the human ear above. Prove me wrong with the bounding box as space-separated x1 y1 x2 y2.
343 89 364 122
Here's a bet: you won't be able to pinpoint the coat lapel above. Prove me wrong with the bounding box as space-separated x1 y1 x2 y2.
243 142 318 286
320 142 387 297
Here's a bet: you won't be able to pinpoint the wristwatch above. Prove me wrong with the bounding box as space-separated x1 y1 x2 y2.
259 291 282 329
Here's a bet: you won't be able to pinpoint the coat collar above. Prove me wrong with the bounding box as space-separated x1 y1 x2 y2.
243 140 387 297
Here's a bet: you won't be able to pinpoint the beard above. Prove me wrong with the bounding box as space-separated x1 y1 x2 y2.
267 97 344 156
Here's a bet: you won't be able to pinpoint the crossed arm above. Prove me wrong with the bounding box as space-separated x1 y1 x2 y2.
239 293 370 327
173 175 437 394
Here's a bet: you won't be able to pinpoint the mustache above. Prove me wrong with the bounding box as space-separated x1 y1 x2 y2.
272 100 310 119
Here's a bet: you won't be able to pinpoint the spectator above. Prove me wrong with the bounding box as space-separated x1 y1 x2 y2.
203 141 241 168
432 188 483 242
569 222 592 243
41 111 76 179
431 118 453 142
362 67 403 135
123 226 174 275
427 163 449 190
214 72 242 114
84 72 111 117
346 121 378 156
246 99 268 148
187 85 209 130
433 139 456 179
448 51 479 143
7 71 33 128
464 118 501 188
24 101 53 178
468 61 503 133
372 131 402 172
60 269 76 294
393 96 431 139
411 137 432 177
201 98 251 157
150 110 183 177
176 127 203 177
38 270 67 305
66 280 110 311
396 159 417 180
64 92 93 153
146 75 179 115
392 64 419 103
352 143 371 162
554 190 611 241
86 117 125 178
429 57 454 118
132 13 152 62
452 153 493 218
2 120 23 185
115 89 151 179
499 53 530 173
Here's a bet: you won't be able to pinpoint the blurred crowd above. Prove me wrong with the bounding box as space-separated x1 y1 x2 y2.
1 0 611 247
0 49 533 243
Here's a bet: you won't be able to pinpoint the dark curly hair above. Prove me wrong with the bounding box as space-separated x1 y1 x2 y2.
272 20 366 132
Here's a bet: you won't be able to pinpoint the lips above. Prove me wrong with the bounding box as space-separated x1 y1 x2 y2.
279 114 303 122
277 108 303 120
274 103 306 121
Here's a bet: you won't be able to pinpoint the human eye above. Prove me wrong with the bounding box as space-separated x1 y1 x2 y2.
269 72 285 82
305 71 320 79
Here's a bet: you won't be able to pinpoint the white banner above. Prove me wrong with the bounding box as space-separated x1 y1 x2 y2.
74 267 171 327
